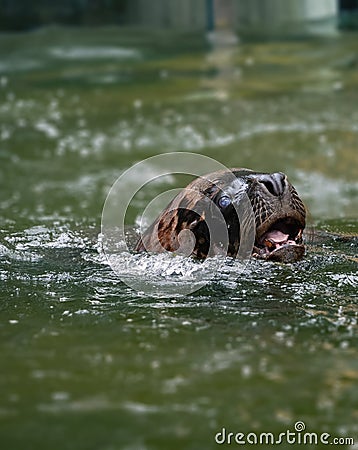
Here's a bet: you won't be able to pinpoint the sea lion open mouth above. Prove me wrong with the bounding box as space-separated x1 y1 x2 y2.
253 217 305 263
135 169 306 263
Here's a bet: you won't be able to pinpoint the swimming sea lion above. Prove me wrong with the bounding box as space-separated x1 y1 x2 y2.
134 169 306 263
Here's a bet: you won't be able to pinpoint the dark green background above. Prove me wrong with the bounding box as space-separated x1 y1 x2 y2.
0 26 357 449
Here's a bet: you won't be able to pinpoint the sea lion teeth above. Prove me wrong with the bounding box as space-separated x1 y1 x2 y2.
263 239 276 250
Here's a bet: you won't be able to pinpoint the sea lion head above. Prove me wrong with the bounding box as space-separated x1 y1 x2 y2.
135 169 306 263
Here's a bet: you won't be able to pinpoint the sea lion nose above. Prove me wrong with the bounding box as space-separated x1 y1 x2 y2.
258 172 287 197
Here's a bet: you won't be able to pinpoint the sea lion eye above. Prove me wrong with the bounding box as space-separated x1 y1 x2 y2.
218 195 231 209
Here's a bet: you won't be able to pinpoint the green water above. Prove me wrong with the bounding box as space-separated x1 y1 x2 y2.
0 27 357 449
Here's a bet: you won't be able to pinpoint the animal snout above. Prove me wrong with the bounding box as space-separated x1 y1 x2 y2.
257 172 287 197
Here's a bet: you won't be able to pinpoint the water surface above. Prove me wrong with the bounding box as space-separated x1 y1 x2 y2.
0 27 357 449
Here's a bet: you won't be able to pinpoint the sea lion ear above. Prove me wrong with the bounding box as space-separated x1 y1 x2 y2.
188 218 199 230
188 212 206 230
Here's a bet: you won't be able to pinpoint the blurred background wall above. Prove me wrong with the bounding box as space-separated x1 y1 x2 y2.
0 0 357 33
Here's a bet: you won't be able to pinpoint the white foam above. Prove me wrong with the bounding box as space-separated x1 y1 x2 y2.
49 46 141 60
